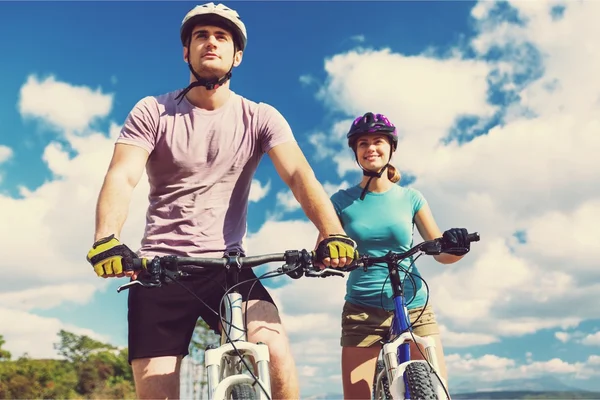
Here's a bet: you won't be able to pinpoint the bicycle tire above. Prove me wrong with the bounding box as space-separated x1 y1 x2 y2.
372 360 392 400
404 362 439 400
229 383 257 400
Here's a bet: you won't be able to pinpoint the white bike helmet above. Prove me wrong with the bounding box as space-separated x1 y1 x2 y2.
175 2 248 102
180 2 247 51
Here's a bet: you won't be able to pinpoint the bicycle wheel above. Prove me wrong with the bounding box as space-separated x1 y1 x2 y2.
404 362 438 399
372 360 392 400
229 383 258 400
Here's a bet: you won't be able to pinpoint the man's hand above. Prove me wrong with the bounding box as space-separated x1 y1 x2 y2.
86 234 138 279
314 234 359 268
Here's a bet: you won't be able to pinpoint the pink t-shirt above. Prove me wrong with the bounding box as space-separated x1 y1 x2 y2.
116 90 295 258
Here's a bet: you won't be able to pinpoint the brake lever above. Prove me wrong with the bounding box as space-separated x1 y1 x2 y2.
305 268 345 278
117 279 159 293
116 266 180 293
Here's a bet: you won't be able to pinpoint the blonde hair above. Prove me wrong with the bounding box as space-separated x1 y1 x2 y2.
388 164 401 183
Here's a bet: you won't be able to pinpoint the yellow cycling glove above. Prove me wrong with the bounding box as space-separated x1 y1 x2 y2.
86 234 137 277
315 234 359 264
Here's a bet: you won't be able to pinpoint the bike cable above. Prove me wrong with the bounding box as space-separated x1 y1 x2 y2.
169 275 226 319
214 268 286 400
165 269 279 400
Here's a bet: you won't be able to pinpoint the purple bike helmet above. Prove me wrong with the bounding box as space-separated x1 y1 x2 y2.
347 112 398 151
346 112 399 200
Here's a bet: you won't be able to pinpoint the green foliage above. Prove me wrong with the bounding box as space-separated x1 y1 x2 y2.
0 356 78 399
0 331 135 399
54 329 116 364
0 336 11 361
0 320 218 400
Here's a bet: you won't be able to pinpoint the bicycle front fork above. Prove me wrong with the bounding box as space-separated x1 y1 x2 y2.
382 332 441 384
205 341 272 399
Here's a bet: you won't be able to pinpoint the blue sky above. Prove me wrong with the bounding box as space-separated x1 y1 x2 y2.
1 0 600 397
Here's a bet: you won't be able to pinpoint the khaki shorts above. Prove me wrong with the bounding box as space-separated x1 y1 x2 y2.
341 301 440 347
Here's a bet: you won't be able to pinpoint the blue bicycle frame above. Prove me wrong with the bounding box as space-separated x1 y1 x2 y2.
387 261 415 398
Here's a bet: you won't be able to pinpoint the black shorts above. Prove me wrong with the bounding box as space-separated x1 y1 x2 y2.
126 267 276 364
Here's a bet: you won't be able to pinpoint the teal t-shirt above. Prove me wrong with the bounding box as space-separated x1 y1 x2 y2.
330 184 428 311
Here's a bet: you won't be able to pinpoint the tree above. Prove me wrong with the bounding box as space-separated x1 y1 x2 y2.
187 319 219 399
0 331 135 399
53 330 115 365
0 335 11 361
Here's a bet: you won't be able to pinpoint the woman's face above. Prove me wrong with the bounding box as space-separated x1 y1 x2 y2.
355 133 392 172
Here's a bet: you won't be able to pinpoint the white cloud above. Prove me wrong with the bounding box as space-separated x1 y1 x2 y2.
472 0 600 117
0 307 113 359
0 283 98 312
517 199 600 272
0 146 12 184
299 365 318 378
322 180 351 197
249 178 270 202
273 180 352 213
275 189 300 212
18 74 113 133
316 48 495 140
417 112 600 220
299 74 317 87
0 145 12 164
438 325 499 348
581 332 600 347
555 332 571 343
1 79 147 359
447 352 600 382
526 352 533 364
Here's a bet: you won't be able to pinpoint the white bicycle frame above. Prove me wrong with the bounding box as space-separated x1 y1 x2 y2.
205 292 272 400
373 330 448 399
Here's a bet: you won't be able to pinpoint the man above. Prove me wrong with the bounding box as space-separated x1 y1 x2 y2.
86 3 357 399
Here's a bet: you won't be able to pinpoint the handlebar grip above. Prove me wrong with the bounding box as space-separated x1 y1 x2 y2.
132 258 146 270
467 232 480 242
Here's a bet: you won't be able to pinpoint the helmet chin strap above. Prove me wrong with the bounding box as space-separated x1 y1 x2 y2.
355 152 392 201
174 50 235 105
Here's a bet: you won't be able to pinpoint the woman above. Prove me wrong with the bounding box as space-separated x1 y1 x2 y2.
324 112 471 399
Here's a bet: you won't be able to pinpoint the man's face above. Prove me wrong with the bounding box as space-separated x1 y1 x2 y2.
184 25 243 78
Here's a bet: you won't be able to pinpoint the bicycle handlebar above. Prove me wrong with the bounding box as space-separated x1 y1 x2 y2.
116 249 343 293
348 232 481 272
115 232 480 292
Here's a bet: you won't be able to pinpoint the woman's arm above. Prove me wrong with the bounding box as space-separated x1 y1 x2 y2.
414 203 465 264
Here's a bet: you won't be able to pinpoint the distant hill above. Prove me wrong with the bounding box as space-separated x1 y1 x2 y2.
453 390 600 399
305 375 600 400
305 391 600 400
453 375 587 393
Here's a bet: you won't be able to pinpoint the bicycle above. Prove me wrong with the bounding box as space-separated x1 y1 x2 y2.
347 232 481 400
115 249 347 400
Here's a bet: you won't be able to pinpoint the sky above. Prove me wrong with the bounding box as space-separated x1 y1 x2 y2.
1 0 599 397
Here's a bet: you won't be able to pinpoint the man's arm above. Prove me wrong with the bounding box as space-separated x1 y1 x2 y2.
94 143 149 242
268 141 345 237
